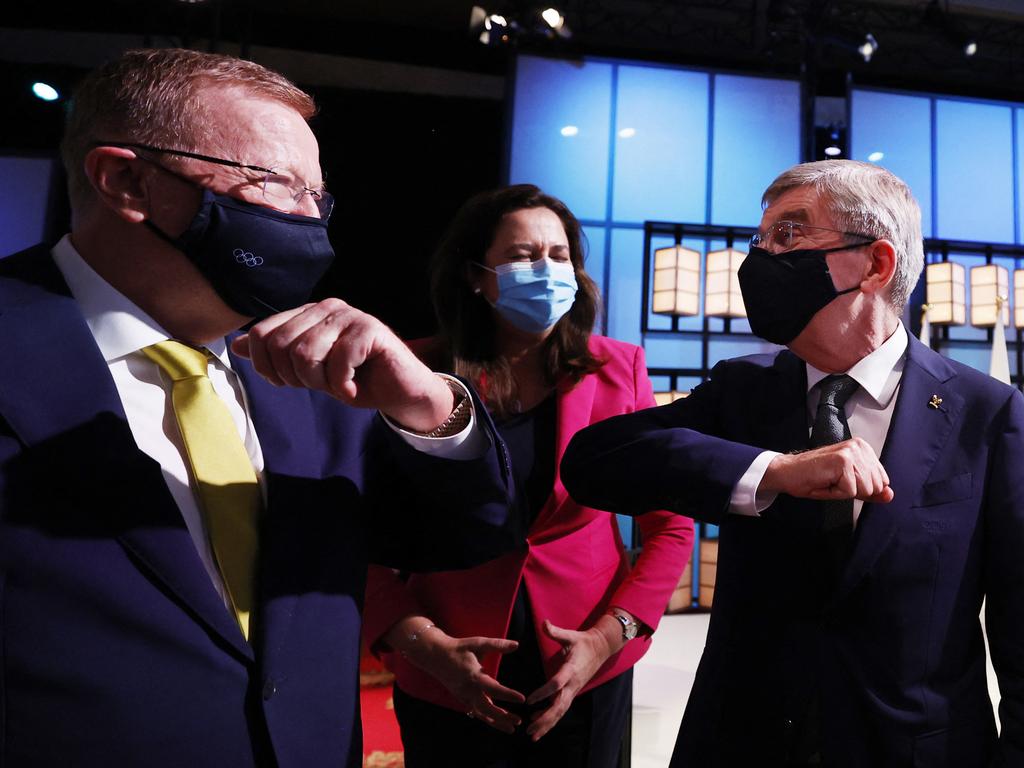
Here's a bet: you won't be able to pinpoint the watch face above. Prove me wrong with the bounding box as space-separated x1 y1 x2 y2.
615 613 637 640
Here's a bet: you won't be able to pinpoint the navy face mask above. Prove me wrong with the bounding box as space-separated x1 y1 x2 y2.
738 244 864 346
146 189 336 319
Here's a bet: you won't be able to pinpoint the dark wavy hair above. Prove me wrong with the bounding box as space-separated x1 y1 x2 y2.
430 184 604 418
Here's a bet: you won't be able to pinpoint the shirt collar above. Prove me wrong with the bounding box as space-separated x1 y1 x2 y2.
805 323 908 407
50 234 231 367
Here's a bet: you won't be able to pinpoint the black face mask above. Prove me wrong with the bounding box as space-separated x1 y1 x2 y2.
146 189 336 319
738 244 863 345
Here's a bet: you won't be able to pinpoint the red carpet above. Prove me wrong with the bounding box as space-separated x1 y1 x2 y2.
361 647 404 768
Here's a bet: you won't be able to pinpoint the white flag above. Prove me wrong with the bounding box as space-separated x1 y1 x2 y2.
919 305 930 349
990 297 1011 385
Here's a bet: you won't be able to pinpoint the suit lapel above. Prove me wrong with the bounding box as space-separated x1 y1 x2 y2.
229 348 324 663
835 337 962 603
229 344 323 479
754 351 810 454
0 253 252 660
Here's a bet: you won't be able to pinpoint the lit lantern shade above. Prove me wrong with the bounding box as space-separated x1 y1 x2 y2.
653 390 689 406
924 262 965 325
704 248 747 318
652 245 700 316
1015 270 1024 329
969 264 1009 327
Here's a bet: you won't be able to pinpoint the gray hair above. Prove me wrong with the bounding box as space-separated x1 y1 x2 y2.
61 48 316 211
762 160 924 313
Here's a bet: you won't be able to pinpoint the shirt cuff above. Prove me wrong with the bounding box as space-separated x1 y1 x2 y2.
728 450 781 516
381 374 489 460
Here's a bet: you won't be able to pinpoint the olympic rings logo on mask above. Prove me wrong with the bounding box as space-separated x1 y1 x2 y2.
234 248 264 267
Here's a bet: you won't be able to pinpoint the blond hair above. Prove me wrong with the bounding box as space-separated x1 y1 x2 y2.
762 160 925 312
61 48 316 209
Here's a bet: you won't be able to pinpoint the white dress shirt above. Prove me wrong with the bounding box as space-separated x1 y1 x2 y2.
51 235 484 607
729 323 908 525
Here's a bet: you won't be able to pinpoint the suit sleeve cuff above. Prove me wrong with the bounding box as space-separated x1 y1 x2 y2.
728 450 781 516
380 374 489 459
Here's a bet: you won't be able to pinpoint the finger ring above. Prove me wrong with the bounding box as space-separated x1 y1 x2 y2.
561 646 570 656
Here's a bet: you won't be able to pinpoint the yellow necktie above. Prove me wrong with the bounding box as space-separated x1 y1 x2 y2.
143 340 260 640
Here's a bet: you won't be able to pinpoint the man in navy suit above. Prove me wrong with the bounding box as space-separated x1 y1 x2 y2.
0 48 514 766
562 160 1024 767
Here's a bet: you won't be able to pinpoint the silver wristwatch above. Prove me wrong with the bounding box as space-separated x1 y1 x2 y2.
610 611 638 642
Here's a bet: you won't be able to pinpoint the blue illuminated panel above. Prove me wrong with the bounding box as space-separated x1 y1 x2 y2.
606 228 645 346
0 156 53 257
851 90 934 237
581 225 607 327
509 56 613 221
612 66 709 224
711 75 801 227
935 100 1015 243
1017 108 1024 244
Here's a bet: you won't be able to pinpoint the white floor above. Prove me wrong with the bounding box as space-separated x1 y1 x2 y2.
630 612 1001 768
630 614 707 768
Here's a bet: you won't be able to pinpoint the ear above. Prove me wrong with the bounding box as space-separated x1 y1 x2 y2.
82 146 154 224
860 239 897 295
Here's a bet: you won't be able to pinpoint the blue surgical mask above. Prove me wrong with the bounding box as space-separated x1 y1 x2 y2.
146 188 336 319
477 259 578 333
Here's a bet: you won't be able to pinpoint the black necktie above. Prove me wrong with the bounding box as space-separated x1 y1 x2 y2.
788 375 862 766
810 374 860 582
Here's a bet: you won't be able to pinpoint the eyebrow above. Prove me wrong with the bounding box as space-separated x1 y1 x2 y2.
267 166 327 192
503 242 569 252
770 208 812 224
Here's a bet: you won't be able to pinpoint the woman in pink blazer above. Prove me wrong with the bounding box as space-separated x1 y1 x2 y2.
364 184 694 768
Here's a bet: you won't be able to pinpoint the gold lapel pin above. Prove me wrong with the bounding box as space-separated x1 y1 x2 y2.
928 394 943 410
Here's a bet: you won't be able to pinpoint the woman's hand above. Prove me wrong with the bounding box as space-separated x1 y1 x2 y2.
395 623 526 734
524 616 624 741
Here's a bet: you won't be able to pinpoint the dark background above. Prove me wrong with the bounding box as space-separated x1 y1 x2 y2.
3 0 1024 337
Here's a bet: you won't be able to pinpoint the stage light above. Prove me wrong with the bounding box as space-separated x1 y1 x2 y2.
560 125 579 137
925 0 978 59
868 151 885 162
824 146 842 157
31 82 59 102
470 6 514 45
618 127 636 139
541 7 564 30
858 33 879 62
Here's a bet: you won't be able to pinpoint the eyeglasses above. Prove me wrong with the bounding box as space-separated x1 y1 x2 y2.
95 141 334 220
750 220 874 251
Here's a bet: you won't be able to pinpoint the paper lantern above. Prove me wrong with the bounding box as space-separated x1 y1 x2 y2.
924 262 965 325
652 245 700 316
704 247 746 318
970 264 1009 327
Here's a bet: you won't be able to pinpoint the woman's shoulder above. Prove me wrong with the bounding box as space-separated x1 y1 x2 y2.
582 335 646 386
586 334 642 363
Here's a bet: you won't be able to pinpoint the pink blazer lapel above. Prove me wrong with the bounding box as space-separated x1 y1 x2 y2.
530 373 599 534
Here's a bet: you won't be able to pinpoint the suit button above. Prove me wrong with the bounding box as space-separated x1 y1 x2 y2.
263 679 277 700
784 718 794 728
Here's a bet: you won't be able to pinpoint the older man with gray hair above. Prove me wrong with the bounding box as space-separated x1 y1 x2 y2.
563 159 1024 767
